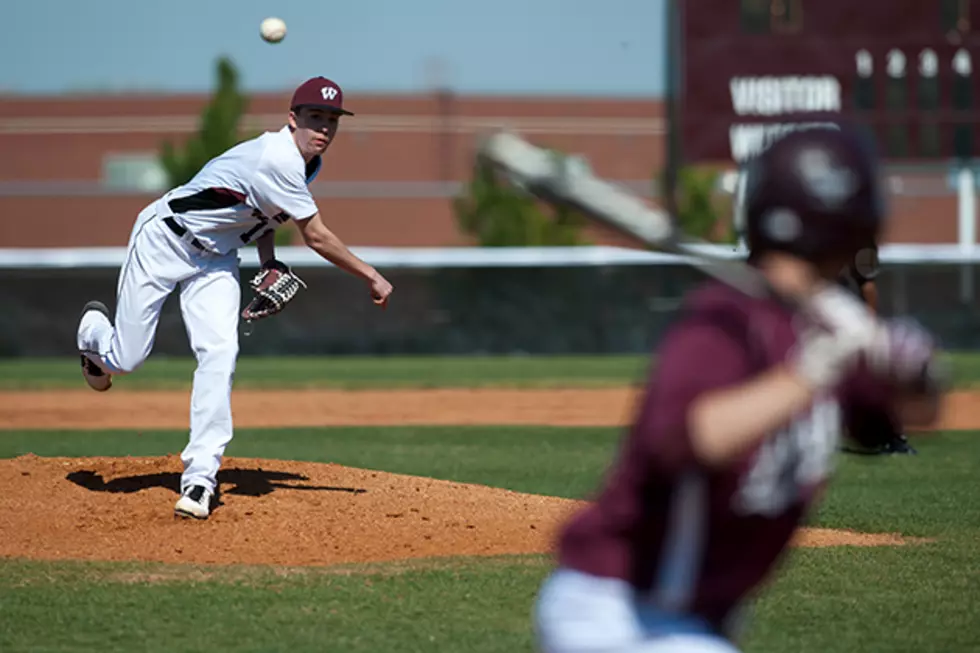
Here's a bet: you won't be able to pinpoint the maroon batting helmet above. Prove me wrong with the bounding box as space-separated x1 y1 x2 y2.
739 123 886 263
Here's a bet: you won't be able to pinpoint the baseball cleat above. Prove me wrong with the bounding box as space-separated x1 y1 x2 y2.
77 301 113 392
883 434 918 455
80 354 112 392
174 485 214 520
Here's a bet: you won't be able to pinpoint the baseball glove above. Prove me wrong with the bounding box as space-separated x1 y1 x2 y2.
241 259 307 322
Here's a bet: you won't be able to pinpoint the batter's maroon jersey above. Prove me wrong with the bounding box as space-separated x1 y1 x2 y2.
557 280 889 635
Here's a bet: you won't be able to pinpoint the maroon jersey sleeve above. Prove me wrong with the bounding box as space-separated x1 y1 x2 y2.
634 309 755 474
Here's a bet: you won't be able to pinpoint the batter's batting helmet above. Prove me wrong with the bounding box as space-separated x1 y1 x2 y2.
736 123 886 263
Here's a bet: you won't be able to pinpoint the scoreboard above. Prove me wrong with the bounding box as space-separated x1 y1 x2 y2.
671 0 980 166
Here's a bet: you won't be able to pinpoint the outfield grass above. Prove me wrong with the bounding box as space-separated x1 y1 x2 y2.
0 427 977 652
3 350 980 390
0 355 649 390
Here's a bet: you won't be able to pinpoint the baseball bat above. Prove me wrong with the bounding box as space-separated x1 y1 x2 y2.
475 130 770 299
475 132 955 393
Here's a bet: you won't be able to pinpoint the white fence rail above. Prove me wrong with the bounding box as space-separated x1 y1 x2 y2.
0 244 978 270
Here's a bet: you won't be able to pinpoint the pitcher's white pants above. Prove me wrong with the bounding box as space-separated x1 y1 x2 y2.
534 569 741 653
88 204 241 494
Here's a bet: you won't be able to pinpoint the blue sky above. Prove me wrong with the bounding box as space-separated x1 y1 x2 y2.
2 0 667 96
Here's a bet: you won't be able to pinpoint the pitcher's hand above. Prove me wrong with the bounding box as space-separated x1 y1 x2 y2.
369 271 393 309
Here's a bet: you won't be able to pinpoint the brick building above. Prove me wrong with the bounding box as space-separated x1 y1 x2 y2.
0 89 956 249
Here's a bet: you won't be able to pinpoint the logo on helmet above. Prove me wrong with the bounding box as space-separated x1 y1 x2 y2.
796 148 858 210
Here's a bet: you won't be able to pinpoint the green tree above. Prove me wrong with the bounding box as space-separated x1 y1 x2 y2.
453 154 590 247
157 57 291 244
159 56 252 188
657 166 736 244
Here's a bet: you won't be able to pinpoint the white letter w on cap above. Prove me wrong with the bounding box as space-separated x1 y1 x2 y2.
321 86 338 100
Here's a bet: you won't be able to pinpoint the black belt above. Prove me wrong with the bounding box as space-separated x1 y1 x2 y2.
162 216 207 252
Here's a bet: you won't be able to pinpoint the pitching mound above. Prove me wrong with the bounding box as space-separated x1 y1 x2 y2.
0 455 918 567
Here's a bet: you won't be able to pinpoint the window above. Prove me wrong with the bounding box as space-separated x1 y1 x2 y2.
854 50 876 111
952 49 973 109
917 49 941 158
741 0 770 33
885 49 909 110
102 153 168 192
954 124 973 158
916 49 941 111
919 123 942 158
740 0 802 34
885 125 909 158
941 0 971 35
952 48 973 158
769 0 802 33
884 49 909 157
856 122 880 158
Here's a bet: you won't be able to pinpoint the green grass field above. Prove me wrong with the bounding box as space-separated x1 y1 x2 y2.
0 355 650 390
1 354 978 652
3 350 980 390
0 426 977 652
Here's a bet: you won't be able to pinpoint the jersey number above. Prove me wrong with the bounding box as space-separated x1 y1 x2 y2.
734 398 841 517
240 209 289 244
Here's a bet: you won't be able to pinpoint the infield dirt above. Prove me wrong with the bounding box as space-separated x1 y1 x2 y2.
0 386 954 566
1 387 978 430
0 454 920 567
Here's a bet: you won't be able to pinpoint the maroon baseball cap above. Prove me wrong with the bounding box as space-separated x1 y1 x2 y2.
290 76 354 116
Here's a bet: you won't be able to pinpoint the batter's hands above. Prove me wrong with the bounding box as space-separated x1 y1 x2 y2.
791 283 879 391
368 271 393 309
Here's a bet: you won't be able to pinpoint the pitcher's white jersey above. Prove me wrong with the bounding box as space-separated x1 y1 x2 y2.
154 125 321 255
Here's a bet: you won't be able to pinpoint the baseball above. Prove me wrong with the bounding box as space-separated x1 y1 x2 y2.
260 17 287 43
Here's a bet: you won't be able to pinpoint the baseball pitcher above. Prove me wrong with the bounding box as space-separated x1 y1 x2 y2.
837 243 918 455
75 76 394 520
